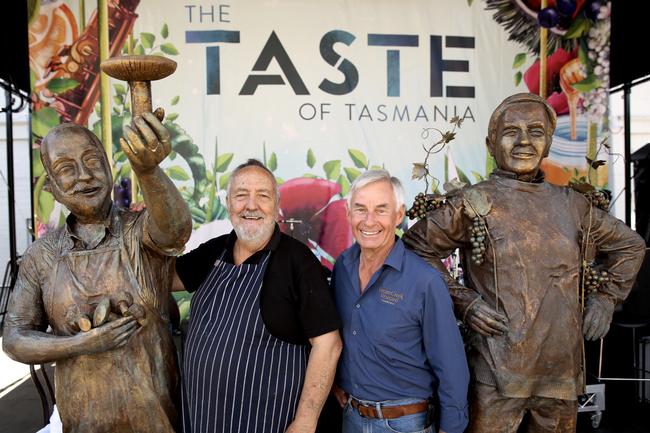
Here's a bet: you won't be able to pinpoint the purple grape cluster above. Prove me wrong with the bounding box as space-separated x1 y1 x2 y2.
113 177 132 209
407 192 443 220
538 0 603 30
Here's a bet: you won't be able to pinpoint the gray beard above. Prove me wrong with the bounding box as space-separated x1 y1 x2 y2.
233 219 275 244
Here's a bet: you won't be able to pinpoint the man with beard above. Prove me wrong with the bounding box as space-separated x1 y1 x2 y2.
3 114 192 432
174 159 342 433
403 93 646 432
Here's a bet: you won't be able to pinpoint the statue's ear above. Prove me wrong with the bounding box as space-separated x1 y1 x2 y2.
43 176 52 194
486 136 495 157
542 135 552 158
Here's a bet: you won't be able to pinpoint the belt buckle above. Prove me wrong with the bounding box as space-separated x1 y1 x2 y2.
353 398 378 419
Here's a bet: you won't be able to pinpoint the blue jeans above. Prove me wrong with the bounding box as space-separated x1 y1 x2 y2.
342 397 433 433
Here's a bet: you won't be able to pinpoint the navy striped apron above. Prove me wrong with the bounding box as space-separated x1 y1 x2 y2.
182 251 309 433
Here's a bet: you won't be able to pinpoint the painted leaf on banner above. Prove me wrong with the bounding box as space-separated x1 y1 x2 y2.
161 43 180 55
119 164 132 179
32 149 44 178
344 167 361 183
456 165 471 185
323 160 341 180
338 174 350 196
215 153 234 173
307 148 316 168
167 166 190 181
114 83 127 96
572 75 601 93
512 53 526 69
32 107 60 138
565 16 590 39
47 78 79 94
268 152 278 171
219 173 230 189
161 23 169 39
38 191 55 223
140 32 155 49
114 150 127 163
348 149 368 169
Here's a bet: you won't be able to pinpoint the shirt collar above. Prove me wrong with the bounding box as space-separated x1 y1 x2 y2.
224 223 282 263
63 203 119 247
342 236 405 272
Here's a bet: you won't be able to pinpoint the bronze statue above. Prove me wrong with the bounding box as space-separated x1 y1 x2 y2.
403 93 646 433
3 56 191 433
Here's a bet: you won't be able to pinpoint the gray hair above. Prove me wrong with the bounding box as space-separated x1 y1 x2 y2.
348 169 405 211
226 158 280 202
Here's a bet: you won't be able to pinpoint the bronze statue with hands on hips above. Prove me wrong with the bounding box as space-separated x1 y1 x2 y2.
403 92 646 433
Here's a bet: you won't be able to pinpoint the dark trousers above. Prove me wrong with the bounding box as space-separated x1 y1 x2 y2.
468 383 578 433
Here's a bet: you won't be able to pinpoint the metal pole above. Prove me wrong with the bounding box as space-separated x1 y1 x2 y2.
98 0 113 165
28 105 35 241
4 87 17 282
624 83 632 226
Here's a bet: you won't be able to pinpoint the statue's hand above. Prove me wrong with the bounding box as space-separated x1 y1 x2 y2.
466 299 509 337
121 110 171 175
583 293 615 341
75 316 138 355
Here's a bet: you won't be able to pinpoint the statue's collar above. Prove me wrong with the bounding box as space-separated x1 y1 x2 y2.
491 168 545 183
64 203 119 248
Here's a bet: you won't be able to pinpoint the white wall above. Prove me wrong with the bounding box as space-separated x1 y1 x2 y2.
0 107 32 275
609 80 650 225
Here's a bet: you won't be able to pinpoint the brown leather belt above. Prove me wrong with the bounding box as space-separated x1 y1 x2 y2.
350 398 429 419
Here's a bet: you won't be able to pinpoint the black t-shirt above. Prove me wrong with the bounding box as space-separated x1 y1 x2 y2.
175 224 342 345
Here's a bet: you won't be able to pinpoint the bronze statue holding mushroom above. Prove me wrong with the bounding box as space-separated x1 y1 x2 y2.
3 56 191 432
403 93 646 433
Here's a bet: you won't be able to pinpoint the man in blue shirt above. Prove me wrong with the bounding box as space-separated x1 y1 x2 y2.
332 169 469 433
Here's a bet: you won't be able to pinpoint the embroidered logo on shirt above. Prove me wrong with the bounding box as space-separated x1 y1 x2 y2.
379 288 403 305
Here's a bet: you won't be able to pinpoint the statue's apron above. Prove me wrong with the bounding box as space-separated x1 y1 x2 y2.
44 216 178 433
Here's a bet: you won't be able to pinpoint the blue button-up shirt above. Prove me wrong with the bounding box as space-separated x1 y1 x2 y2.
333 239 469 433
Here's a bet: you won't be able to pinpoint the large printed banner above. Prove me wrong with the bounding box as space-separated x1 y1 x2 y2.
28 0 611 267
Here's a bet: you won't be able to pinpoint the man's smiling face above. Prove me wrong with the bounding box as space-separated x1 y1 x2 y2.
227 166 279 244
348 180 404 257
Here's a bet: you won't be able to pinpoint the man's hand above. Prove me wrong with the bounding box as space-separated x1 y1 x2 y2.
75 316 138 355
121 111 171 175
332 383 349 408
465 299 509 336
285 418 317 433
583 293 616 341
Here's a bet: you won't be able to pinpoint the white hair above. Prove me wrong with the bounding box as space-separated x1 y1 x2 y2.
348 169 405 211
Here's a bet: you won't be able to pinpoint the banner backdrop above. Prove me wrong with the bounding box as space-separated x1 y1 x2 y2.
28 0 611 268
